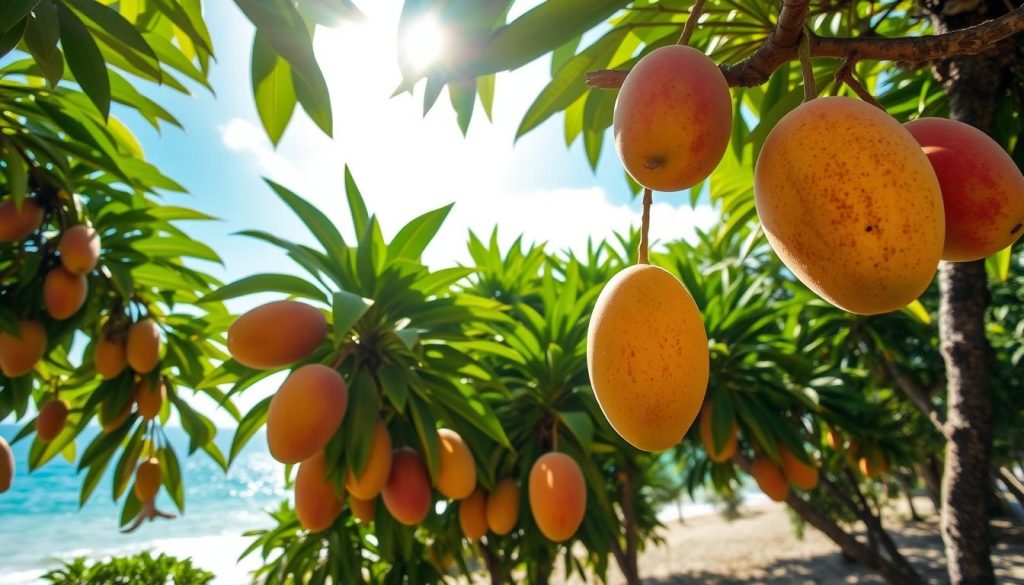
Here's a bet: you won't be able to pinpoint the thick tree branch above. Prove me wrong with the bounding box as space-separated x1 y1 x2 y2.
585 4 1024 89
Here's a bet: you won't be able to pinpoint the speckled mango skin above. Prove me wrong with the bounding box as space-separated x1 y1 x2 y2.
528 452 586 543
905 117 1024 262
587 264 709 452
754 97 944 315
613 45 732 192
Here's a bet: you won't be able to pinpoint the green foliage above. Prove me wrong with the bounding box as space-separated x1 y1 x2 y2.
40 552 214 585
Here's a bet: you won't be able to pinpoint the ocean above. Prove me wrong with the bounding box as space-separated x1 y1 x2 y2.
0 425 286 585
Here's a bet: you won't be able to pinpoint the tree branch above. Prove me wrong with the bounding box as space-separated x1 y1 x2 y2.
585 4 1024 89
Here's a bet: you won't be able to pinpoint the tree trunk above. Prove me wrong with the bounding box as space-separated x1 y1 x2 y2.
999 466 1024 511
927 2 1011 582
613 468 641 585
919 459 943 512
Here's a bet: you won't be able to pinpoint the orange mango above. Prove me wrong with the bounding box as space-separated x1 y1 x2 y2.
266 364 348 464
779 445 819 490
381 448 431 526
458 487 488 540
135 377 165 420
95 336 127 380
345 420 392 499
751 457 789 502
486 478 519 535
228 301 327 370
59 225 100 274
528 452 587 542
0 436 13 493
434 428 476 500
36 398 69 442
295 452 344 532
43 267 87 320
699 403 738 463
126 319 161 374
135 458 161 501
0 199 44 242
0 320 46 378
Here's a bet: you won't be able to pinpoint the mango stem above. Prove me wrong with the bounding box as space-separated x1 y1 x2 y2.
638 188 653 265
799 28 816 102
677 0 706 45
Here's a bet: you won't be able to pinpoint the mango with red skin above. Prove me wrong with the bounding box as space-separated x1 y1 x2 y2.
381 448 432 526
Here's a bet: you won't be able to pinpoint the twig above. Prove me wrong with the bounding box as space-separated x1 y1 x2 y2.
834 55 886 110
799 28 816 101
677 0 707 45
637 188 652 265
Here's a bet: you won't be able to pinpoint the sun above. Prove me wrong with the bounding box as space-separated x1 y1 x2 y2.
401 14 446 73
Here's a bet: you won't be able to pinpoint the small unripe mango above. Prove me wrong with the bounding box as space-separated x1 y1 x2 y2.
0 436 14 493
94 337 127 380
458 487 488 540
779 445 819 490
37 398 69 442
135 458 161 501
0 320 46 378
754 97 944 315
228 301 327 370
381 448 431 526
345 420 392 499
528 453 587 542
434 428 476 500
486 478 519 535
905 117 1024 261
349 495 376 524
126 319 161 374
59 225 101 274
587 264 709 452
0 199 44 242
295 452 344 532
613 45 733 191
135 378 165 420
267 364 348 464
43 267 87 320
751 457 789 502
699 403 738 463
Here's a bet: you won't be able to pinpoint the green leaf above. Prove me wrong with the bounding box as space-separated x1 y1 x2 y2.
63 0 158 72
133 236 221 263
477 74 495 121
22 1 62 88
377 363 408 414
265 179 348 265
291 62 333 137
230 395 272 464
408 397 440 478
119 491 141 527
344 166 369 237
252 32 298 145
0 16 26 58
387 204 452 262
1 148 27 208
200 273 327 304
559 410 593 453
79 445 117 508
160 443 185 513
105 261 134 299
57 4 111 118
344 370 378 477
900 299 931 325
985 245 1011 283
145 0 213 54
471 0 628 74
332 290 372 341
0 0 39 33
448 77 476 136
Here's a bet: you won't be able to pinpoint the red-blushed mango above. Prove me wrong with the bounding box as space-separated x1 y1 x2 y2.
349 495 376 524
94 337 127 380
101 400 132 433
0 436 12 493
43 267 87 320
587 264 709 452
699 403 738 463
228 301 327 370
754 97 944 315
135 378 165 420
779 445 819 490
434 428 476 500
37 398 69 442
59 225 100 274
295 452 344 532
486 478 519 535
458 487 488 540
528 452 587 542
345 420 392 499
135 458 161 501
267 364 348 464
751 457 789 502
0 199 44 242
0 320 46 378
127 319 161 374
381 448 431 526
905 117 1024 261
613 45 732 192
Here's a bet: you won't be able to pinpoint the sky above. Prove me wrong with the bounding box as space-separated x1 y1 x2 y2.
12 2 716 427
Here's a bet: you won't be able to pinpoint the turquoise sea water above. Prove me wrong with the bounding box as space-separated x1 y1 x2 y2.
0 425 286 584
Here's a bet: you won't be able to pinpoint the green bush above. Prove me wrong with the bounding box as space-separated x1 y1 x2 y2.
40 552 214 585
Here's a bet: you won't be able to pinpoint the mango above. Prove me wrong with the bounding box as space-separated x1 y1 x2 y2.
613 45 732 192
905 117 1024 261
381 448 431 526
587 264 709 451
754 97 944 315
349 495 376 524
228 301 327 370
858 446 889 479
295 452 344 532
126 319 161 374
434 428 476 500
345 420 392 499
458 487 488 540
528 452 587 542
135 378 165 420
267 364 348 464
135 458 161 501
825 428 843 451
36 398 69 442
0 436 12 493
0 320 46 378
751 457 789 502
43 267 87 320
699 403 738 463
101 400 132 433
486 478 519 535
59 225 101 274
779 445 819 490
94 336 127 380
0 199 44 242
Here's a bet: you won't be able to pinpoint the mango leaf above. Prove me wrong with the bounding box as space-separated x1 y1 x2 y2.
344 166 369 237
408 397 440 478
377 363 408 414
159 443 185 513
22 1 62 88
230 395 272 464
986 245 1011 283
344 370 379 477
900 299 931 325
57 4 111 119
0 0 39 33
0 16 26 58
252 32 297 146
265 179 347 266
559 410 593 453
200 273 327 304
387 204 453 262
333 290 372 342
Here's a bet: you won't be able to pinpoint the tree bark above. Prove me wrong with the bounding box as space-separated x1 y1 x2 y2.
613 468 641 585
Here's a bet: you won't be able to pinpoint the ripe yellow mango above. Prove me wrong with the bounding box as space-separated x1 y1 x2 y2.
135 458 161 501
59 225 101 274
779 445 819 490
754 97 944 315
126 319 161 374
345 420 392 499
0 436 12 493
266 364 348 464
228 301 327 370
381 448 431 526
458 487 487 540
37 398 69 442
587 264 709 451
434 428 476 500
0 199 43 242
43 267 87 320
295 452 344 532
485 478 519 535
349 495 376 524
0 320 46 378
94 336 127 380
751 457 788 502
135 378 165 420
528 452 587 543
